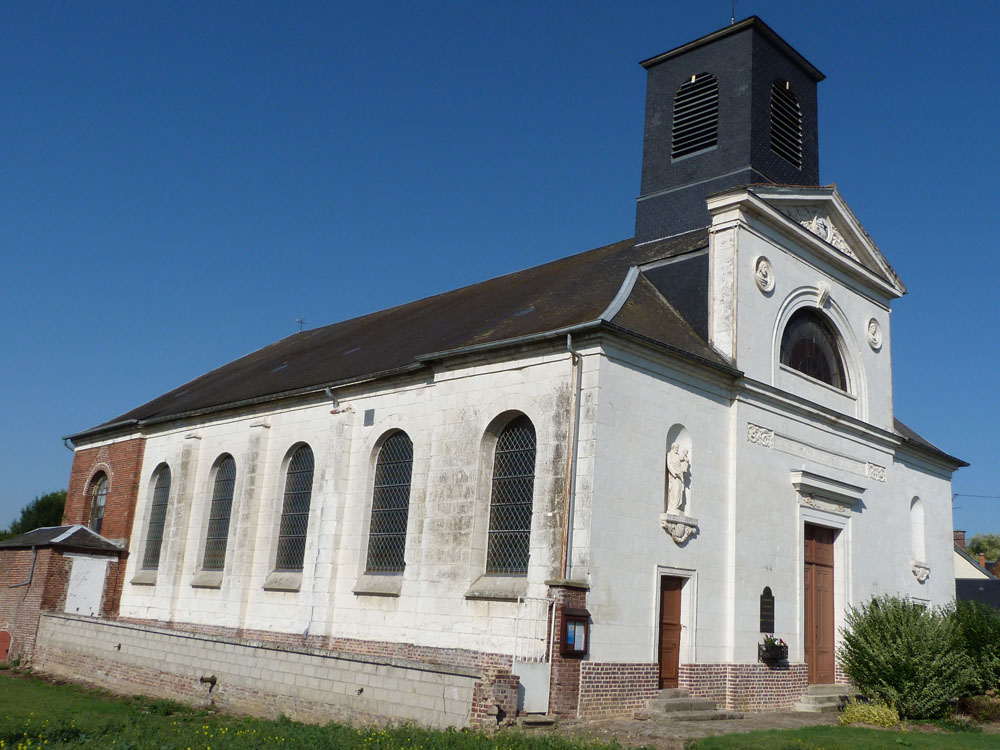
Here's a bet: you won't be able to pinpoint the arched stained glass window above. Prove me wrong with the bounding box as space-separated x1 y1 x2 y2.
365 432 414 573
486 415 536 576
275 445 314 572
202 456 236 571
88 473 108 534
780 308 847 390
142 465 171 570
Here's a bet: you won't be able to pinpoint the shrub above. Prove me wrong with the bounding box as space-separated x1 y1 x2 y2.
951 599 1000 694
837 595 976 719
957 692 1000 722
838 696 898 727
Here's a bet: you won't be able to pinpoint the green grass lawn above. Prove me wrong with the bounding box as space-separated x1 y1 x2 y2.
687 725 998 749
2 671 998 750
0 671 616 750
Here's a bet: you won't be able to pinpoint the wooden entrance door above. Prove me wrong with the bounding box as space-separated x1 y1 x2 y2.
804 524 836 684
658 576 683 689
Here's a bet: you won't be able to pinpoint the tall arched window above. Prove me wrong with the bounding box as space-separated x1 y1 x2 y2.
780 308 847 390
202 456 236 571
88 473 108 533
486 415 536 576
770 80 803 169
365 432 414 574
141 465 171 570
275 445 314 572
672 73 719 159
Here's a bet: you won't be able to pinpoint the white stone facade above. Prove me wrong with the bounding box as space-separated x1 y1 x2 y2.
64 187 961 718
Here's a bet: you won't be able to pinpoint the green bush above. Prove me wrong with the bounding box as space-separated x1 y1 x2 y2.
837 595 976 719
838 696 899 727
951 600 1000 694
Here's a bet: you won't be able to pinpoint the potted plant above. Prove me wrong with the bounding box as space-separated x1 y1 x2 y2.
758 634 788 663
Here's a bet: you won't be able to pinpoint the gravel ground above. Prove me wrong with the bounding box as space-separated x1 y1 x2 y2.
539 712 840 750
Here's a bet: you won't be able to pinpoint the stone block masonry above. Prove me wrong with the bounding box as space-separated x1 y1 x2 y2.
34 613 498 728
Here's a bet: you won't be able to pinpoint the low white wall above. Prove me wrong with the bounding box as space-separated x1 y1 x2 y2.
34 613 480 728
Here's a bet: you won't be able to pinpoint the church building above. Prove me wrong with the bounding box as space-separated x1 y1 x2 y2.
14 17 964 724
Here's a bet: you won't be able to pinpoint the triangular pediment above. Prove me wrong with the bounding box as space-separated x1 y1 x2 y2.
749 185 906 296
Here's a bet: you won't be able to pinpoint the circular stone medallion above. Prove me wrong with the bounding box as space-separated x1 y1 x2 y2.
754 256 775 293
867 318 883 351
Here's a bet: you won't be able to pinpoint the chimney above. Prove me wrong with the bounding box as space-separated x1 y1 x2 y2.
979 553 987 569
954 529 966 549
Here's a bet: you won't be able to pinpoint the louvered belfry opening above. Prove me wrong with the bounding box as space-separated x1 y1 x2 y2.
770 80 803 168
275 445 315 571
202 456 236 570
671 73 719 159
486 415 536 576
366 432 414 573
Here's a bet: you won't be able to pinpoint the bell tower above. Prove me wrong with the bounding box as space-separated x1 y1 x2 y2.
635 17 824 244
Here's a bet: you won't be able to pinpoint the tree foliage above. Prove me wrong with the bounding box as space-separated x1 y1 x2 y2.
967 533 1000 561
0 490 67 540
952 599 1000 694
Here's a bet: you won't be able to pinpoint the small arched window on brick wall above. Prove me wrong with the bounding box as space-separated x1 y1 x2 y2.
275 444 315 572
88 473 108 534
141 464 171 570
486 415 536 576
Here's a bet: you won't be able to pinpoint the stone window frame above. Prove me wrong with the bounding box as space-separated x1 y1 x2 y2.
189 453 240 589
263 441 316 592
140 463 172 571
466 409 540 602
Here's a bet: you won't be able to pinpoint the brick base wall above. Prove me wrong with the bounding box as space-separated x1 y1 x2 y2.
579 662 659 717
35 613 493 728
680 662 809 711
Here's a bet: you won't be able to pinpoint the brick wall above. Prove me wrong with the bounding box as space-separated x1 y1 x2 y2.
0 549 69 662
579 662 658 717
64 438 146 545
679 662 809 711
35 613 484 728
547 585 586 717
64 438 144 617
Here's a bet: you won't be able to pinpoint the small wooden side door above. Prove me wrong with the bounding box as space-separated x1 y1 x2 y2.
658 576 683 689
804 524 836 684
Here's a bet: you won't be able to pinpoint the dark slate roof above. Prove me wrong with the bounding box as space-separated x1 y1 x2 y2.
956 579 1000 609
894 418 968 467
73 229 732 438
0 525 122 554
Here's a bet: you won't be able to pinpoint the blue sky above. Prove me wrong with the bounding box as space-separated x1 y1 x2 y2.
2 1 998 536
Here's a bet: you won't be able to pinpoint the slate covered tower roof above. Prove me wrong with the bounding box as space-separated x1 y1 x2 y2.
635 16 824 243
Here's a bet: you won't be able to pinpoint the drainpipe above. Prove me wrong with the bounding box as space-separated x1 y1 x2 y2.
9 547 37 589
561 335 584 580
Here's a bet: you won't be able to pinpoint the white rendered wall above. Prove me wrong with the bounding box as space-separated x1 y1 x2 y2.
119 344 592 659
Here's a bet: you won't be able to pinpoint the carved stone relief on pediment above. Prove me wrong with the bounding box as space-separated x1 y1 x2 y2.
779 206 859 262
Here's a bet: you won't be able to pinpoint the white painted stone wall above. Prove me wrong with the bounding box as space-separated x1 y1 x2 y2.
34 612 478 727
119 345 592 659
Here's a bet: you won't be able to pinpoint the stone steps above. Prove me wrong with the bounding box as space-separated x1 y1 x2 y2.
793 684 853 713
644 688 743 722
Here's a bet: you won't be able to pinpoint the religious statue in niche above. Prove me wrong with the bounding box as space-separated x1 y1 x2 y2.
666 443 690 515
661 442 697 544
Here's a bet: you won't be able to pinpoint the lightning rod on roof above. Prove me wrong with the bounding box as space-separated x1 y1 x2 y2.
731 0 736 25
296 317 304 332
